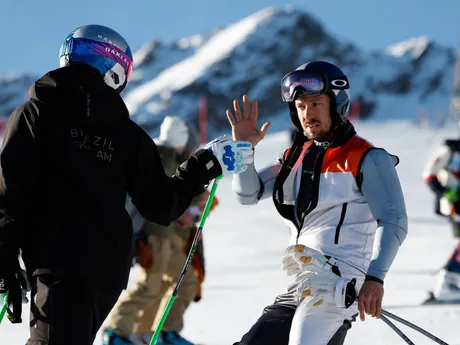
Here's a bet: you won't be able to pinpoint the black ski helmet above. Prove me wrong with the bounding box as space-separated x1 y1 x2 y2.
281 61 351 132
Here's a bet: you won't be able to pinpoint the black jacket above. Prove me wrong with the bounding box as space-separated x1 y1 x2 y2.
0 64 221 288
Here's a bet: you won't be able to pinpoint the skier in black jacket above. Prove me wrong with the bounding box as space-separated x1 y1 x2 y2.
0 25 252 345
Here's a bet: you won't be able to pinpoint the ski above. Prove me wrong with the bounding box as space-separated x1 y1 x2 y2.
422 291 460 305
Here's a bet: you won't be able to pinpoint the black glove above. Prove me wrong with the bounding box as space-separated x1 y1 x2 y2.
0 209 31 323
0 258 30 324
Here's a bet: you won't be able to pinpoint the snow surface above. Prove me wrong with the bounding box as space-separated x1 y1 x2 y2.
1 120 459 344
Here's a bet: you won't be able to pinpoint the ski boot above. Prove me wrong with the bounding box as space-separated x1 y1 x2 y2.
102 329 133 345
130 332 163 345
424 269 460 304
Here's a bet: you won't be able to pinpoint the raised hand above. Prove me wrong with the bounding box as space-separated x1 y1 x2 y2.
226 95 271 148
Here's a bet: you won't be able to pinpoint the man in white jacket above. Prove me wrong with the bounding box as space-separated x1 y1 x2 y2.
227 61 408 345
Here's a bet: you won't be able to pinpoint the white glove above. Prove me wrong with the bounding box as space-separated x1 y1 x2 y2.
281 245 331 276
205 134 253 174
282 245 357 309
294 269 356 309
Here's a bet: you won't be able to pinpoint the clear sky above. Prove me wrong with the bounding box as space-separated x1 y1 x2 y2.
0 0 458 76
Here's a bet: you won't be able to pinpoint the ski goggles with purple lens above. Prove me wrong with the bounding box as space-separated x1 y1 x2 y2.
281 70 328 102
62 38 133 80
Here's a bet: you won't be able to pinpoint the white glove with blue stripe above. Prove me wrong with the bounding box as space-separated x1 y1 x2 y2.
205 134 253 174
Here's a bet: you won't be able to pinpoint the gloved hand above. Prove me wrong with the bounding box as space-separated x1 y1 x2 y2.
0 260 31 324
282 245 356 309
281 244 332 276
0 212 30 324
205 134 253 174
294 269 356 309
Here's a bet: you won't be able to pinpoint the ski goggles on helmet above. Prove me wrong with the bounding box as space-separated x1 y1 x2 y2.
281 70 328 102
60 38 133 81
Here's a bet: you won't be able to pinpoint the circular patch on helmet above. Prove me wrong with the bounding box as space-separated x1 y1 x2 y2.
331 79 348 87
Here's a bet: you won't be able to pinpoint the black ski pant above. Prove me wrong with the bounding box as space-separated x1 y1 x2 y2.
26 273 122 345
234 304 353 345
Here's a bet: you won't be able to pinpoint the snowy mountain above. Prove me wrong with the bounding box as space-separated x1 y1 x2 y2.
0 6 456 137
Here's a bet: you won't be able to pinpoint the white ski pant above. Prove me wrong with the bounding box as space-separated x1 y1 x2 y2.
237 261 364 345
289 263 364 345
289 300 357 345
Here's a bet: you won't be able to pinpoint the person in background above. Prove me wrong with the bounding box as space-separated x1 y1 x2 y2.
423 138 460 303
104 117 218 345
130 186 218 345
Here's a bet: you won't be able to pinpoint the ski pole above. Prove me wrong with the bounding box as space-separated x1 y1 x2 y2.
149 175 223 345
380 314 415 345
0 290 9 324
381 309 450 345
